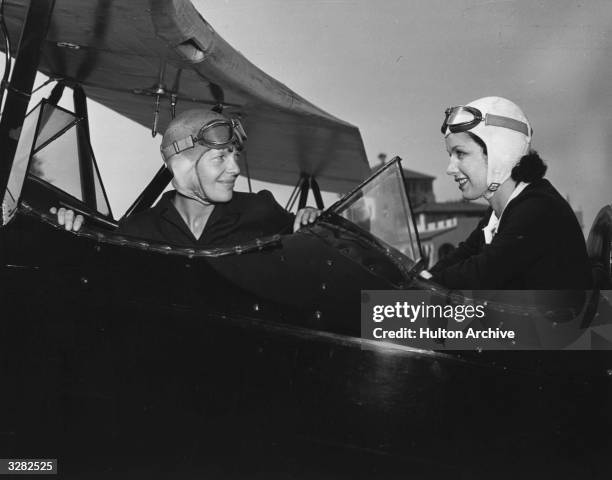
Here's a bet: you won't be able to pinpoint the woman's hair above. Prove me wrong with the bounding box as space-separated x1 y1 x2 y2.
466 131 487 154
466 131 547 182
511 150 547 182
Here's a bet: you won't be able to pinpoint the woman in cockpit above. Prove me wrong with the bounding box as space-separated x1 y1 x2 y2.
428 96 592 289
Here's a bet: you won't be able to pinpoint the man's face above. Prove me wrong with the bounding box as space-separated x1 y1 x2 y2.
192 145 241 203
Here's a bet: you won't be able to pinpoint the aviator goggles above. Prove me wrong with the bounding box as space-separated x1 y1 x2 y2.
161 118 247 161
441 105 531 136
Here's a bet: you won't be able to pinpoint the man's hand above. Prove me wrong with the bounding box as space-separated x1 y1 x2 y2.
50 207 84 232
293 207 322 232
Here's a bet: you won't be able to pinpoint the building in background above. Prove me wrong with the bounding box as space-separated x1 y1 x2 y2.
396 159 488 268
402 168 436 208
414 200 487 268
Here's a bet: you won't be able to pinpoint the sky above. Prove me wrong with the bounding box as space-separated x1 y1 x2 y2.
191 0 612 233
4 0 612 233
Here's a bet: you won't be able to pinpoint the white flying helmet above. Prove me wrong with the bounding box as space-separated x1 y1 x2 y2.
441 96 532 199
160 109 246 205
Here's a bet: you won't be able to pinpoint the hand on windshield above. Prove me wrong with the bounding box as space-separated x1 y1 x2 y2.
293 207 322 232
50 207 84 232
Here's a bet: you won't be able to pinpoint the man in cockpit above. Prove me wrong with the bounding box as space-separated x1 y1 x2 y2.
52 109 321 246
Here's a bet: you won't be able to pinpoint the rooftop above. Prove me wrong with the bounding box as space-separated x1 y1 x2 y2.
418 226 457 240
402 168 436 180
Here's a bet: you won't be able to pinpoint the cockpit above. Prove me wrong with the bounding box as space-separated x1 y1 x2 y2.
2 96 424 279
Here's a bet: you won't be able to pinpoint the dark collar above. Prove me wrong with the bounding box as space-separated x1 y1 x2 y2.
154 191 240 243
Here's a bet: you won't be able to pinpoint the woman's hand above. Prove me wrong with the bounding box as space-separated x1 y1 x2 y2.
293 207 322 232
50 207 84 232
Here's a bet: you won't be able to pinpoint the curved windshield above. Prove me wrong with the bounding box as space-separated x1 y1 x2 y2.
28 101 112 217
1 102 42 225
330 157 422 268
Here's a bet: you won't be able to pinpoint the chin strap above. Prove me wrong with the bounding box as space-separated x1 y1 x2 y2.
193 156 212 205
183 191 210 206
482 182 501 200
168 153 213 206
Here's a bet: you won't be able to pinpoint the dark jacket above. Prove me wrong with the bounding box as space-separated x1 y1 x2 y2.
117 190 294 248
430 179 592 289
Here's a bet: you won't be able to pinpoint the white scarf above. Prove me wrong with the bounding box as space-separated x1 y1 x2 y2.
482 182 529 244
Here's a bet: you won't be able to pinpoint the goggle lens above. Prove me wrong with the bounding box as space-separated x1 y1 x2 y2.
197 119 247 149
441 106 482 134
199 123 234 145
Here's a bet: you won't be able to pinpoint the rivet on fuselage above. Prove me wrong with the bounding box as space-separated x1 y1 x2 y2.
57 41 80 50
253 303 260 312
321 283 327 291
314 310 322 320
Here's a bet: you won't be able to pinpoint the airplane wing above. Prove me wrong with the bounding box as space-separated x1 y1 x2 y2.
1 0 370 193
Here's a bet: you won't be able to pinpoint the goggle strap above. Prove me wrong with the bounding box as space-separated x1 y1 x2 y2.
160 135 196 161
485 114 530 136
160 118 247 161
232 119 247 142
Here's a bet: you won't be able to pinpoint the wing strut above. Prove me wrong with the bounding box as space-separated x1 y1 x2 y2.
48 81 65 106
122 166 173 219
285 176 303 211
73 85 97 209
310 177 324 210
0 0 56 200
297 175 325 210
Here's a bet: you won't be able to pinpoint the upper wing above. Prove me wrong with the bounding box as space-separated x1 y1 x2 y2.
2 0 370 193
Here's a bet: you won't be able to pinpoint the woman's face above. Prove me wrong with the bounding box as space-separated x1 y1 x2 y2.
444 132 488 200
169 144 241 204
194 146 241 203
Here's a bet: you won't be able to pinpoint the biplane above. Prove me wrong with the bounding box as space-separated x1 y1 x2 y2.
0 1 611 478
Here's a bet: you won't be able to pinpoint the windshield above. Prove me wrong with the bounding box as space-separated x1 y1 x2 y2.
28 101 112 217
1 102 42 225
330 157 422 270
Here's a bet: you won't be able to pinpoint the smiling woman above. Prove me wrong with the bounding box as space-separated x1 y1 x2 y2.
429 96 592 290
444 132 489 201
50 107 324 246
52 108 299 247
